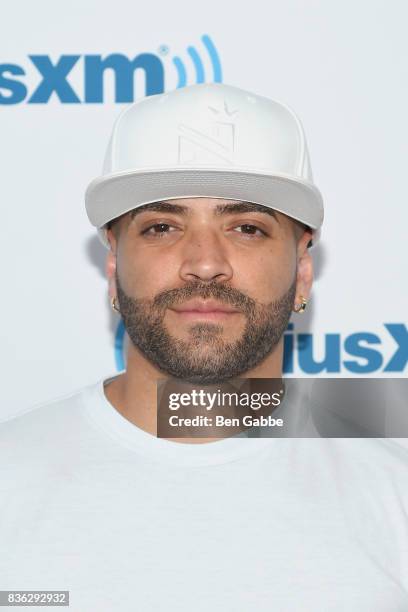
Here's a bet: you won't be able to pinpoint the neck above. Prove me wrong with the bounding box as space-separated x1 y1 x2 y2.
104 341 284 444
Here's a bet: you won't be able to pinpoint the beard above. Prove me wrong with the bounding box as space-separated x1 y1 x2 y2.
115 270 296 384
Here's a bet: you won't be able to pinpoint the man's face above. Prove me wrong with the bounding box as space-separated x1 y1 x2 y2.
107 198 313 383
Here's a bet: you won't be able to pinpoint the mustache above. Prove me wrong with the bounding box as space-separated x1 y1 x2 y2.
152 281 257 315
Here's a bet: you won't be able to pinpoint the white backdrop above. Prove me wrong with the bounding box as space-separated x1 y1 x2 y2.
1 0 407 419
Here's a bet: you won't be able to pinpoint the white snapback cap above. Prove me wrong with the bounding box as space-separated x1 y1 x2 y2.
85 82 324 248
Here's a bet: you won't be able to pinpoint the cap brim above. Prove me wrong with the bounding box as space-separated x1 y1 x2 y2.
85 167 324 249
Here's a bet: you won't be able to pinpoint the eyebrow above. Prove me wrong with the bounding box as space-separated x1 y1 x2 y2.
130 200 278 221
215 201 279 220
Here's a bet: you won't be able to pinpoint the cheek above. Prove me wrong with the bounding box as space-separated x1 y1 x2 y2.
234 249 296 301
117 246 177 298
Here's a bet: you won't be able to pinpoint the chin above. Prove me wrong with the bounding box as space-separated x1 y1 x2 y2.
166 312 246 342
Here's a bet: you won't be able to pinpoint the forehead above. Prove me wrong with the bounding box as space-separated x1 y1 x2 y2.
150 197 266 209
155 197 234 204
128 197 280 220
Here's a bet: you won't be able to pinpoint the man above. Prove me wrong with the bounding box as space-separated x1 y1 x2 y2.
1 84 407 610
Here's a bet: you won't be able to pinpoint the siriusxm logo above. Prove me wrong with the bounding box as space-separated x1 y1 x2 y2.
0 34 222 104
113 322 408 374
282 323 407 374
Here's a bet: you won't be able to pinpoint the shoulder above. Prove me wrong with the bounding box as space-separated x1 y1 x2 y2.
321 437 408 500
0 385 86 440
329 437 408 470
0 378 106 469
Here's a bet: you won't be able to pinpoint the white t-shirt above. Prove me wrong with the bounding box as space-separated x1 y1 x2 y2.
1 374 408 611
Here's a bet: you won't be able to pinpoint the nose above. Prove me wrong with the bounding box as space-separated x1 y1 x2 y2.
178 227 233 283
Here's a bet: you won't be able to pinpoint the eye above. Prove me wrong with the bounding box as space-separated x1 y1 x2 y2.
233 224 267 237
141 223 177 237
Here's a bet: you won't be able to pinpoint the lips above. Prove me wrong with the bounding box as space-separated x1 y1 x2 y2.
171 298 239 314
169 298 241 324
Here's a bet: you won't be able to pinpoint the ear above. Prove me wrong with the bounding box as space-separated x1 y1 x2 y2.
106 228 118 300
295 229 314 304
